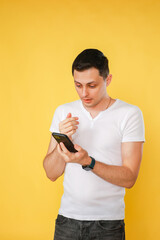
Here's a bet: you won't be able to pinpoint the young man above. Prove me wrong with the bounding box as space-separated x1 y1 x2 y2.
43 49 145 240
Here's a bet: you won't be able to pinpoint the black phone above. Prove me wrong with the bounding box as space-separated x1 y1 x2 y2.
52 132 77 153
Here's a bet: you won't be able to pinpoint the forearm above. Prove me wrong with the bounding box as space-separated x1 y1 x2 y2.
92 161 137 188
43 146 66 181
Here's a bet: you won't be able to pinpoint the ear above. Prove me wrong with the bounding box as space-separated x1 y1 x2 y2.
106 74 112 87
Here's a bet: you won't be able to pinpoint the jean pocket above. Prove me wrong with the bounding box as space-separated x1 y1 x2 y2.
97 220 124 231
55 215 68 225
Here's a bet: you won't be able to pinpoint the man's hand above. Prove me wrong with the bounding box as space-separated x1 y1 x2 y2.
59 113 79 140
57 142 91 166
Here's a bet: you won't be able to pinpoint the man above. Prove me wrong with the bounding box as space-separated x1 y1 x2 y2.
43 49 145 240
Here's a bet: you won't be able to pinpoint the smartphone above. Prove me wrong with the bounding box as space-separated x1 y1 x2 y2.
52 132 77 153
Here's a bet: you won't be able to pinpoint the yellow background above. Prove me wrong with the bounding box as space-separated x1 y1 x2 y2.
0 0 160 239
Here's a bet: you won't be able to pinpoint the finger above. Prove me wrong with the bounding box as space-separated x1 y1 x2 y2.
74 144 82 151
60 142 71 155
62 117 79 125
63 121 79 129
60 121 79 135
62 125 78 133
67 129 76 137
67 113 72 118
57 143 63 154
57 143 70 163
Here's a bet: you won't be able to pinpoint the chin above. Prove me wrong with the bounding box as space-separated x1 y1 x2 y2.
84 102 95 108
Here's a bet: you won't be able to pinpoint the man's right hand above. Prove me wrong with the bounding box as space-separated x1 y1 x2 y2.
59 113 79 140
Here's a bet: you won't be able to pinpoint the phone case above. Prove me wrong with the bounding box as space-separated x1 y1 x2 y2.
52 132 77 153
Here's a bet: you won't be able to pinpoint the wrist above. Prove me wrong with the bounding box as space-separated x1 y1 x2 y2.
86 156 92 165
82 156 96 171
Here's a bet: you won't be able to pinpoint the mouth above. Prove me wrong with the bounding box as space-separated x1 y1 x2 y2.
83 98 92 103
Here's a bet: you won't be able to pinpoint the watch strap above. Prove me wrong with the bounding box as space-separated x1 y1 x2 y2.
82 156 96 170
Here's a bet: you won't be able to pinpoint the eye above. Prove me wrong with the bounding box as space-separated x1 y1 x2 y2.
76 84 81 88
89 85 96 88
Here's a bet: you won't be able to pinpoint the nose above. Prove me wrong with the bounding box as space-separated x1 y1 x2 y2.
82 87 88 97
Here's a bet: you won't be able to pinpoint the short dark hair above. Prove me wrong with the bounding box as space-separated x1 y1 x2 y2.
72 48 109 80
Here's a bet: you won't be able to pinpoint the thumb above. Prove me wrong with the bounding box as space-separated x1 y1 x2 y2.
74 144 81 151
67 112 72 118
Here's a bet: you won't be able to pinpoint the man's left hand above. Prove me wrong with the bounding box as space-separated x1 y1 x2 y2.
57 142 91 166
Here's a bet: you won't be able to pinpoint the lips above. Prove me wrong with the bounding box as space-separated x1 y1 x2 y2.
83 98 92 103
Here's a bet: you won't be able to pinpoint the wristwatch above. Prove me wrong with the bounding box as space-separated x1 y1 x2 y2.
82 156 96 171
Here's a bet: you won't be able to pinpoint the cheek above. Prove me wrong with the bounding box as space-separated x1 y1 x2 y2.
92 87 105 99
75 87 81 96
93 87 102 95
98 86 106 94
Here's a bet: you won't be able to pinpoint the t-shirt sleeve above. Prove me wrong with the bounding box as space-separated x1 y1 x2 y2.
121 106 145 143
49 106 62 133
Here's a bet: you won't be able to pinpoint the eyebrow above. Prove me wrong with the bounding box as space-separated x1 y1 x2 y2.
74 80 96 84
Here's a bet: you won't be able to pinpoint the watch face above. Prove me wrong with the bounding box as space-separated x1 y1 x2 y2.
83 166 92 171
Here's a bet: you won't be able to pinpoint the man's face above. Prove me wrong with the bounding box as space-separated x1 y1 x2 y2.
73 67 109 109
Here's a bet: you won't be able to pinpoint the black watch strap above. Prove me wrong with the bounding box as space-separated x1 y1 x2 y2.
82 156 96 171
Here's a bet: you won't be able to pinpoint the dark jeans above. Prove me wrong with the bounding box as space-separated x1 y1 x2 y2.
54 214 125 240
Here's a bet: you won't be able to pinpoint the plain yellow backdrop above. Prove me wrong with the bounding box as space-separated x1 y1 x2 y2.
0 0 160 239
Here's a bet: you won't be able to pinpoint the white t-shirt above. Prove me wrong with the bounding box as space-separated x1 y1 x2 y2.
49 99 145 220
